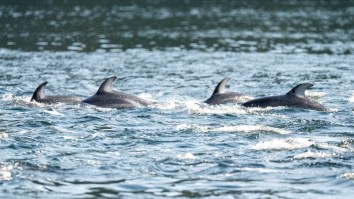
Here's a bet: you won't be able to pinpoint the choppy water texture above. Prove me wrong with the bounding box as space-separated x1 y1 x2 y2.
1 1 354 198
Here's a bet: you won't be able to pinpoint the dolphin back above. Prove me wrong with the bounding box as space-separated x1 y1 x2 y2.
83 76 150 109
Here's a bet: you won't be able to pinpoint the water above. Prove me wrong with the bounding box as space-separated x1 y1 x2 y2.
1 1 354 198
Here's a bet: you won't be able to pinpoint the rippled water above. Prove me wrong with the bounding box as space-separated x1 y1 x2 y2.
1 1 354 198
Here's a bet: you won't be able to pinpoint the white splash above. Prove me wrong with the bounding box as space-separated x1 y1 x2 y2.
349 92 354 103
0 132 9 140
186 103 248 115
176 153 196 160
340 172 354 180
138 92 154 101
176 124 290 134
305 90 327 98
294 151 333 159
0 165 13 181
253 138 313 150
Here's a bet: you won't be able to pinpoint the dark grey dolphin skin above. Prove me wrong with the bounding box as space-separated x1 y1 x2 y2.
31 82 82 105
242 83 328 111
82 76 150 109
204 77 251 105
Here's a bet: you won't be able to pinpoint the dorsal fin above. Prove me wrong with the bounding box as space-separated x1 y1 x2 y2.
31 82 48 101
97 76 117 94
286 83 313 97
212 77 230 95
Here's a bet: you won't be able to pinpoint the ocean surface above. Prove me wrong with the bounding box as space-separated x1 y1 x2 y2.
1 1 354 198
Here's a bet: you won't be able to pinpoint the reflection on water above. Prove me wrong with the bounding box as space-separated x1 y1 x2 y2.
1 0 354 53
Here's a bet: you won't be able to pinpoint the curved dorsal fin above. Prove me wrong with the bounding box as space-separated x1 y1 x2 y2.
286 83 313 97
97 76 117 94
31 82 48 101
212 77 230 95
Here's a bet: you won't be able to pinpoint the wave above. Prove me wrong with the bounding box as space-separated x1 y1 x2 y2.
176 124 290 134
253 138 313 150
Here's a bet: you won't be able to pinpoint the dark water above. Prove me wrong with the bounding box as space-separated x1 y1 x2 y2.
1 1 354 198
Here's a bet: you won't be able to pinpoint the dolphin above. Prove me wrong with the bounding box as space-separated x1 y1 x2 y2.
204 77 252 105
82 76 150 109
31 82 82 105
242 83 328 111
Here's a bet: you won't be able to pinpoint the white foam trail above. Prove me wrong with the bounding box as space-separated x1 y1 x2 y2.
153 98 287 118
176 124 290 134
253 138 313 150
305 90 327 98
176 153 196 160
0 132 9 140
349 92 354 103
294 151 333 159
217 125 290 135
340 172 354 180
150 101 178 110
0 165 13 181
